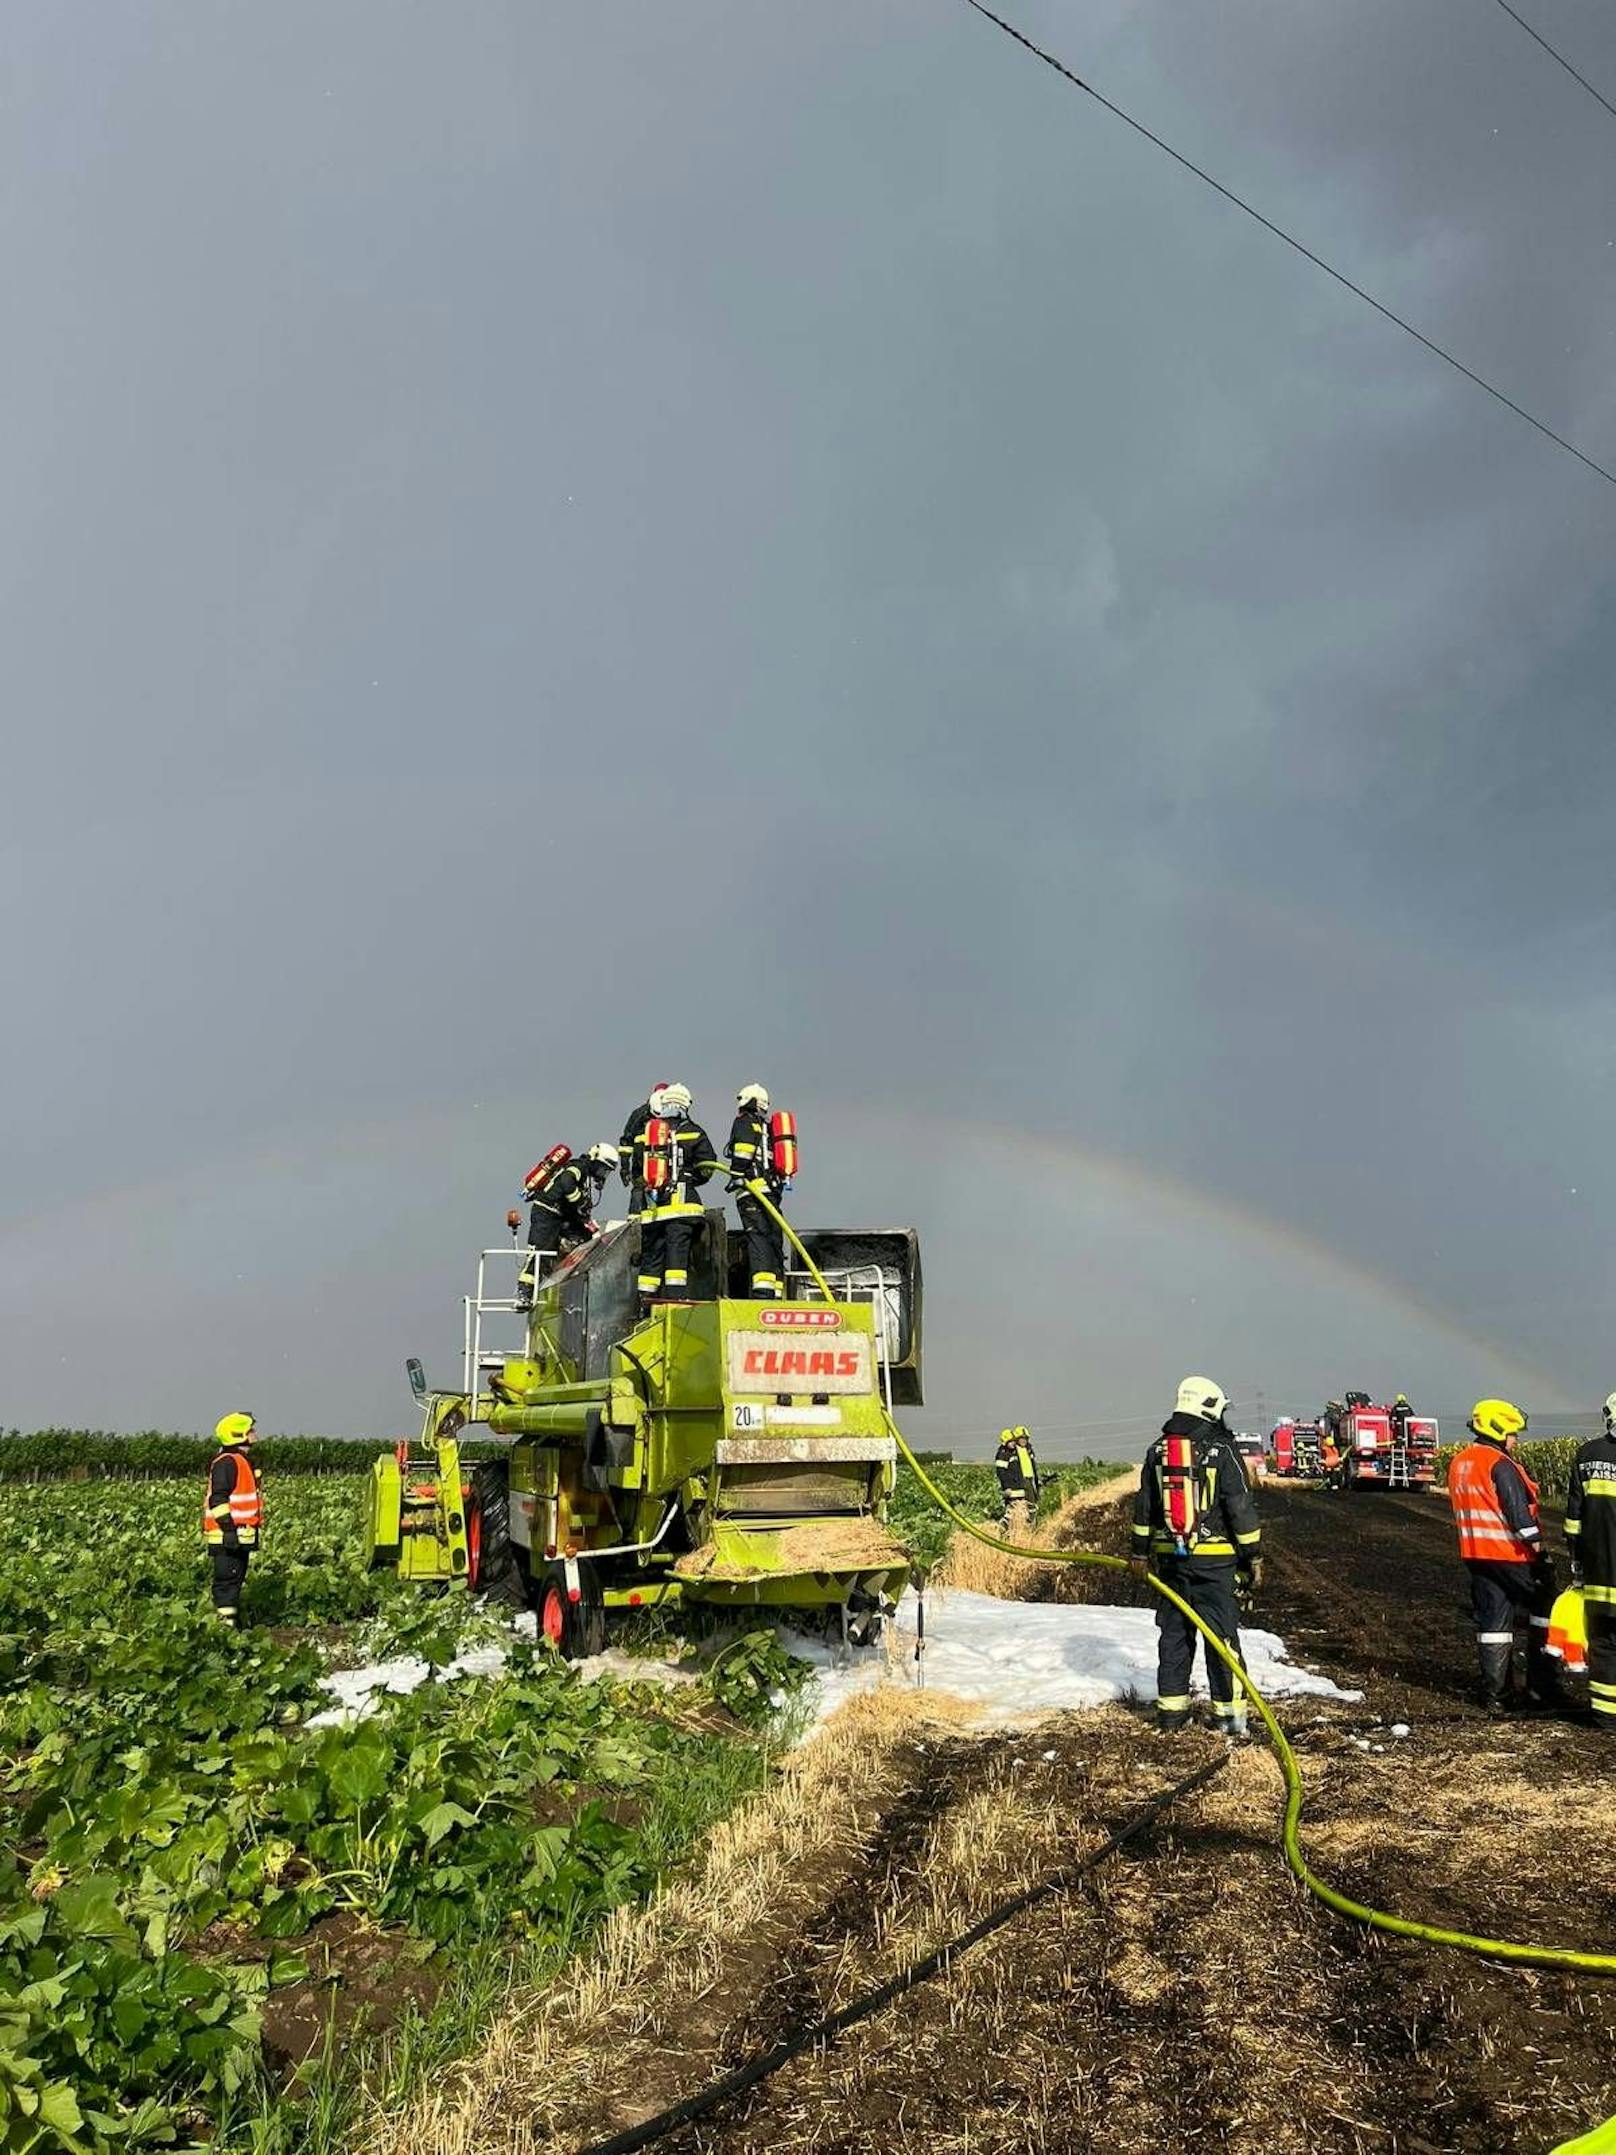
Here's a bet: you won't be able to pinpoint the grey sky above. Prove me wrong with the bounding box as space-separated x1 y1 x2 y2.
3 0 1613 1454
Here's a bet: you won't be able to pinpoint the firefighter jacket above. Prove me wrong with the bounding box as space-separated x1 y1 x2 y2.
1565 1432 1616 1602
1132 1415 1261 1567
1448 1439 1541 1565
995 1437 1039 1507
631 1115 719 1212
727 1109 780 1191
202 1450 262 1548
531 1161 599 1241
619 1101 655 1185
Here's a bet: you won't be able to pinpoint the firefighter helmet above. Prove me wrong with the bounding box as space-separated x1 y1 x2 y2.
1470 1398 1527 1443
736 1082 770 1112
584 1143 618 1172
1000 1425 1030 1444
659 1083 693 1115
1605 1391 1616 1433
1175 1375 1228 1423
215 1412 256 1446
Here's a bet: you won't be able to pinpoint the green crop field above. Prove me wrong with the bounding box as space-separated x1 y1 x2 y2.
888 1457 1124 1573
0 1472 784 2154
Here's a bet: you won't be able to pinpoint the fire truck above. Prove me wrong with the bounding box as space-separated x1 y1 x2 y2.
1331 1401 1439 1490
1269 1418 1322 1478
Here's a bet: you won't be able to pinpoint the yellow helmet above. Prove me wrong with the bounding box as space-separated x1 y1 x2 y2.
1470 1398 1526 1443
215 1412 256 1446
1000 1424 1030 1443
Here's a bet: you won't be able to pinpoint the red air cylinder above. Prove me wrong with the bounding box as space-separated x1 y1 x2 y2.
643 1118 674 1191
769 1110 798 1179
523 1145 572 1200
1162 1433 1197 1541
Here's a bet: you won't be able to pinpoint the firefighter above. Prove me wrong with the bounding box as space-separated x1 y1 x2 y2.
994 1426 1041 1529
619 1084 670 1216
1319 1425 1344 1492
516 1145 617 1309
1130 1377 1262 1737
1448 1399 1560 1714
1564 1392 1616 1733
727 1082 787 1298
202 1412 262 1627
633 1084 719 1307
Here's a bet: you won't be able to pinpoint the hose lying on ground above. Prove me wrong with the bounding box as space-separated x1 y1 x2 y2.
754 1188 1616 1980
573 1754 1228 2155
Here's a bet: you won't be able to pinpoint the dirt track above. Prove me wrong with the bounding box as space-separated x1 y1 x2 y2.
374 1483 1616 2155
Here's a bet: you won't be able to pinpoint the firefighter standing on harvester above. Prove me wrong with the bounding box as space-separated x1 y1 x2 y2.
1131 1377 1263 1738
1564 1392 1616 1734
618 1084 669 1216
995 1426 1041 1529
516 1145 618 1310
726 1083 795 1299
1447 1399 1561 1715
634 1085 719 1308
203 1412 262 1627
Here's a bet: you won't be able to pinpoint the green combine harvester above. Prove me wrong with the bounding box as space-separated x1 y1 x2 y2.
365 1206 922 1655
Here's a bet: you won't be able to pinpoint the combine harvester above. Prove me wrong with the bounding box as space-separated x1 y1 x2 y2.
364 1195 923 1655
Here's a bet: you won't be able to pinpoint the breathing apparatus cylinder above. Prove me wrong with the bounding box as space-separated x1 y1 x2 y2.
769 1109 798 1181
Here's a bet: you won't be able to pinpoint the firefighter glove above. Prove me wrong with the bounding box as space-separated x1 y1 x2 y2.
1127 1554 1149 1583
1236 1557 1264 1607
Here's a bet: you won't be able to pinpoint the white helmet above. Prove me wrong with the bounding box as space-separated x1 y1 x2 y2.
1176 1375 1229 1423
736 1082 770 1112
585 1143 618 1171
1605 1391 1616 1432
658 1082 693 1116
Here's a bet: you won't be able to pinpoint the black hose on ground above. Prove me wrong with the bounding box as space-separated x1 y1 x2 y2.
571 1753 1227 2155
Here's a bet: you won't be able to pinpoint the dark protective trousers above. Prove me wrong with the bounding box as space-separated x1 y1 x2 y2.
638 1213 698 1300
1152 1556 1245 1728
209 1543 250 1625
736 1190 785 1298
1466 1559 1558 1703
1587 1603 1616 1728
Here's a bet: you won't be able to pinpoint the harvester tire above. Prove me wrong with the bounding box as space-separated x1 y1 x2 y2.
536 1559 607 1661
468 1463 524 1609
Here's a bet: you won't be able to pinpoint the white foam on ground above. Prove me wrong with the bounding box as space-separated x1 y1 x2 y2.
307 1585 1359 1732
789 1584 1361 1728
305 1610 698 1727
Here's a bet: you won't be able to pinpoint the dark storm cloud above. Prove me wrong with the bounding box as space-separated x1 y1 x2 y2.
2 0 1613 1439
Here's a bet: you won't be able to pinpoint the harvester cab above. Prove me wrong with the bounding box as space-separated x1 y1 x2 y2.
370 1203 923 1655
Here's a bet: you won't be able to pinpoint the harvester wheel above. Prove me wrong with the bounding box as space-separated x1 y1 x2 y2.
467 1463 524 1609
536 1560 607 1661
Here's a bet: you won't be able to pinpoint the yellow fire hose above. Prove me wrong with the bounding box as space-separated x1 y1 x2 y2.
751 1187 1616 1996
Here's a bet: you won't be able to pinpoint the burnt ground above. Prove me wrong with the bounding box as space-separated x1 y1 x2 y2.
377 1485 1616 2155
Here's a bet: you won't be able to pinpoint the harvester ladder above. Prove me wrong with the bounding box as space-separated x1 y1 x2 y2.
462 1247 530 1401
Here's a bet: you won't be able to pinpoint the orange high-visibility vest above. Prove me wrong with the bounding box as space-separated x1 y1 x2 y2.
1448 1442 1537 1564
202 1452 263 1542
1546 1588 1588 1675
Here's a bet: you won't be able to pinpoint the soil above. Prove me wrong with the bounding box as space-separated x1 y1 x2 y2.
202 1908 444 2076
542 1483 1616 2155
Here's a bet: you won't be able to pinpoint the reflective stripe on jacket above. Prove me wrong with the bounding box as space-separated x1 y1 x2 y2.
1449 1440 1539 1564
203 1451 262 1543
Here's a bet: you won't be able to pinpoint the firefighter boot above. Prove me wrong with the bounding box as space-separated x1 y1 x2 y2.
1478 1639 1513 1716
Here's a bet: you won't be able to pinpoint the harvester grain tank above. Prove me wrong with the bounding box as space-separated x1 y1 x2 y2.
365 1200 922 1654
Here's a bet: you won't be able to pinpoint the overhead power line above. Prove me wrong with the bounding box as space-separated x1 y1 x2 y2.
958 0 1616 491
1491 0 1616 126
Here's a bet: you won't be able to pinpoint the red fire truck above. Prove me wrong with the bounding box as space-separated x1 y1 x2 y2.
1269 1417 1323 1478
1333 1401 1439 1489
